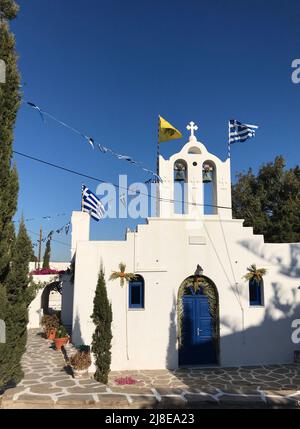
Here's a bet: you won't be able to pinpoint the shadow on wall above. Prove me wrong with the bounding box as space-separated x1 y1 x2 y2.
220 281 300 365
164 281 300 385
166 295 177 369
165 237 300 369
281 244 300 278
72 310 85 346
239 240 300 278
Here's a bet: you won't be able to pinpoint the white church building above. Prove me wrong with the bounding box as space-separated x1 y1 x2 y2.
65 122 300 371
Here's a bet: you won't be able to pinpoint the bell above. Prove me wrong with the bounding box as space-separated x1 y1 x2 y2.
203 170 213 183
175 170 186 181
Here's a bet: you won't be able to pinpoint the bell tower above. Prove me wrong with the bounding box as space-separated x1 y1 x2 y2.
157 121 232 219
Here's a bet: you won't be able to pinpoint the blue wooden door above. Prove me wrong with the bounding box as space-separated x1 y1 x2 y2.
179 295 217 366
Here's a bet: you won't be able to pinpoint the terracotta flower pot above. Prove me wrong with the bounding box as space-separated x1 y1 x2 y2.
54 337 68 350
47 329 57 340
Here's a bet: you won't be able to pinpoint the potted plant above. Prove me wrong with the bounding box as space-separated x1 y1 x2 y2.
243 264 267 285
54 325 69 350
69 349 92 378
41 314 59 340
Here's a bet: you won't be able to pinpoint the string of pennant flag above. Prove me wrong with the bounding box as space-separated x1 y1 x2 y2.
13 212 67 223
24 101 259 180
31 221 71 247
25 101 162 183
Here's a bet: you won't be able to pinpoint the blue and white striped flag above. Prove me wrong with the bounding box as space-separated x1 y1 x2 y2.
229 119 258 144
81 185 105 221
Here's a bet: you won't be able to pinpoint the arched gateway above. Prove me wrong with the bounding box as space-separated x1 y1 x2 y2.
41 281 62 315
178 275 219 366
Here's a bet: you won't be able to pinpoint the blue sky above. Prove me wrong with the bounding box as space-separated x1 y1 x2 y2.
10 0 300 261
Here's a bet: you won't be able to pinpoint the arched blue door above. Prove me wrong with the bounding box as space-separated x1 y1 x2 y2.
179 294 217 366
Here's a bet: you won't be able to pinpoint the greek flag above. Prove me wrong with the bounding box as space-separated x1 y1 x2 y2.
81 185 105 221
229 119 258 144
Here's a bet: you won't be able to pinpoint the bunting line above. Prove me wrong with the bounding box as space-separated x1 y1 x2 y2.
32 221 71 247
25 101 162 182
13 212 67 223
13 150 233 211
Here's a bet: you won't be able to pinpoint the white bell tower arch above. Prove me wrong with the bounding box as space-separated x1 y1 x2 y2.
157 121 232 219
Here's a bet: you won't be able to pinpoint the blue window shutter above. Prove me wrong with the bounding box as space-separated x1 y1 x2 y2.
129 278 144 309
249 278 262 305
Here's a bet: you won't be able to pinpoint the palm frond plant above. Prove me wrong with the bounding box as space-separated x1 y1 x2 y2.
109 263 136 360
243 264 267 282
109 263 136 287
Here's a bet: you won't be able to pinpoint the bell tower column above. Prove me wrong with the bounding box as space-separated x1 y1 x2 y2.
156 120 232 220
186 122 204 218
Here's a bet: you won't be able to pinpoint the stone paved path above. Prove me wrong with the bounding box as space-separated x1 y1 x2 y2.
1 329 300 408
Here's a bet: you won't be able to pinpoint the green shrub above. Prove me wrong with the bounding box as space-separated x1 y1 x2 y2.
91 268 112 384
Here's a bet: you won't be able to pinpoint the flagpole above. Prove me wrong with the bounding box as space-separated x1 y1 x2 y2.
156 116 160 217
228 120 231 159
38 226 42 270
157 115 160 175
81 184 84 212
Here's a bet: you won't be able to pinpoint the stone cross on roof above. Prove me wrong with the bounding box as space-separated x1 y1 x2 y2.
187 121 198 141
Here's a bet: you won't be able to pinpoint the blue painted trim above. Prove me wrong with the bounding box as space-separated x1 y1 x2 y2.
129 280 144 309
249 279 262 306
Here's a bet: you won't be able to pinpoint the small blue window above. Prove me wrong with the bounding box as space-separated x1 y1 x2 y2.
129 277 144 309
249 279 263 306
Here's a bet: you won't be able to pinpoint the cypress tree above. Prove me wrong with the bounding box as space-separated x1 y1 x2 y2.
91 268 112 384
42 239 51 269
0 218 34 386
0 1 35 387
7 217 34 303
0 0 20 284
0 284 10 386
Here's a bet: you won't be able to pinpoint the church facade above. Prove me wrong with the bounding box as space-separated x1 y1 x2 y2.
67 123 300 371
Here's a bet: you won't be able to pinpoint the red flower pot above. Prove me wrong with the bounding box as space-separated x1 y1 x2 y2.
47 329 57 340
54 337 68 351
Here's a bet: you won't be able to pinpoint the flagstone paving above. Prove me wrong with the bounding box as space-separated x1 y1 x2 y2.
1 329 300 408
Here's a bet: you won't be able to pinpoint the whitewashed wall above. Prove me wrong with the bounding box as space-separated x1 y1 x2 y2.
71 136 300 371
27 263 70 329
28 274 59 329
72 214 300 371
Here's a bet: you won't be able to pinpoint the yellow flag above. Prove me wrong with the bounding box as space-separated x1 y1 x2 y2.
158 115 182 142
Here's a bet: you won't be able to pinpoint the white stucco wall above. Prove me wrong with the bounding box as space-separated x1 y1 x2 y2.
29 262 70 272
159 137 232 219
28 274 59 329
71 135 300 371
71 216 300 371
28 263 70 329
